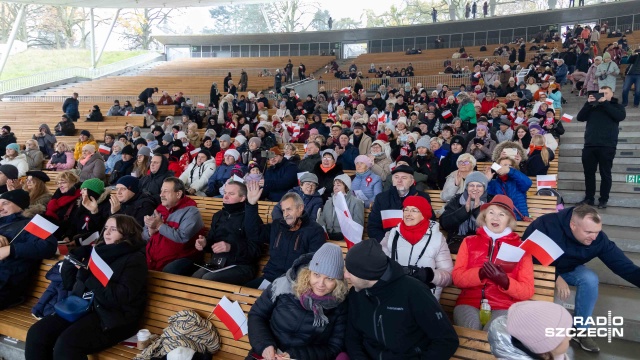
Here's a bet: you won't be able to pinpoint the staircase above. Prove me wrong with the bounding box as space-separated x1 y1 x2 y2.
556 80 640 352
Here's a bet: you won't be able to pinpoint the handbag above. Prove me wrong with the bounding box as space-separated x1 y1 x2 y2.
54 292 94 322
598 62 611 81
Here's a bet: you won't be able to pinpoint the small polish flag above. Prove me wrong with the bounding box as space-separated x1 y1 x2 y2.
520 230 564 266
80 231 100 246
58 244 69 255
561 114 573 123
301 109 307 114
507 108 515 113
24 214 59 240
292 125 300 138
474 72 482 79
88 247 114 287
442 110 453 119
542 74 551 81
232 174 245 183
295 93 300 100
98 144 111 155
377 113 387 123
340 86 351 94
537 175 557 190
124 111 131 116
327 113 337 121
190 147 201 156
147 109 153 115
381 209 403 229
213 296 248 340
196 102 205 109
334 192 363 249
545 99 554 106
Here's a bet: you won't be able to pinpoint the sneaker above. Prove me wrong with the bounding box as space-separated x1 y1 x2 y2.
598 200 608 209
572 336 600 352
577 198 595 206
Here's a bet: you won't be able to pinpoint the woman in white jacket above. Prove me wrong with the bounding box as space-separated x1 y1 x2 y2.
180 149 216 196
381 195 453 300
1 143 29 177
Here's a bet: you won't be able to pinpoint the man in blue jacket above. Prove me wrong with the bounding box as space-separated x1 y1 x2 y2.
262 146 298 202
0 189 57 309
62 92 79 122
523 205 640 353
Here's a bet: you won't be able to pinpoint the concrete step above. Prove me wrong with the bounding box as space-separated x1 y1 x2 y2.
561 190 640 208
557 179 640 194
559 156 640 165
560 134 640 144
586 252 640 288
569 337 640 360
558 145 640 158
558 172 633 183
558 162 640 173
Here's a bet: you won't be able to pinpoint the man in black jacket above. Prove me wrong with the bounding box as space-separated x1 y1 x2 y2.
138 87 158 105
193 181 261 285
109 176 157 226
243 181 325 289
576 86 626 208
368 165 436 241
0 126 17 157
139 154 174 203
344 240 459 359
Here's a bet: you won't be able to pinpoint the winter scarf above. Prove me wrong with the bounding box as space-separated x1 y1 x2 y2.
45 187 81 220
399 219 431 245
457 189 488 235
528 144 544 155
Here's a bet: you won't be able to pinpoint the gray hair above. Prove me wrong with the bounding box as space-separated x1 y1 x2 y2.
280 192 304 208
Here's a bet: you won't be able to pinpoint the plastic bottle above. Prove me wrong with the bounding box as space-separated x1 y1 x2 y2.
479 299 492 327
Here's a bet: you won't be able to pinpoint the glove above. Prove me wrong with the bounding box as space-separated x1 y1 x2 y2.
483 262 510 290
479 266 489 281
407 265 435 284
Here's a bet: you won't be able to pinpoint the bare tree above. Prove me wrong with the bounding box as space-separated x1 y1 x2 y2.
265 0 318 32
118 8 177 50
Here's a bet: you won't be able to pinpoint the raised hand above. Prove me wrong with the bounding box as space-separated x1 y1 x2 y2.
246 181 263 205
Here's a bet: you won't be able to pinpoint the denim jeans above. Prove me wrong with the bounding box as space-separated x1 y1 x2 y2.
621 74 640 107
559 265 599 329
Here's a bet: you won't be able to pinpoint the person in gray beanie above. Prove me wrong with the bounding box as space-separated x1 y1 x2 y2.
344 240 459 359
247 243 349 360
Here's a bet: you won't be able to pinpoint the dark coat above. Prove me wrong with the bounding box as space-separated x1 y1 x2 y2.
526 148 555 176
440 193 495 239
65 191 111 241
248 254 347 360
336 143 359 171
112 192 157 227
345 261 459 359
263 159 300 202
271 187 323 222
61 242 147 330
313 162 344 203
138 88 155 103
206 162 236 197
298 153 321 173
109 158 135 185
139 156 174 202
55 120 76 136
204 201 261 267
368 186 436 242
62 97 80 120
245 203 325 282
0 213 57 309
31 261 69 318
437 151 463 189
0 132 17 157
576 97 626 148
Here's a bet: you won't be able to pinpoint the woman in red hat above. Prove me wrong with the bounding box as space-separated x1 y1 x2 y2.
451 195 534 331
381 195 453 300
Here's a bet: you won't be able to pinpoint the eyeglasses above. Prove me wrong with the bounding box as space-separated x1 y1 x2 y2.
403 208 422 214
458 161 471 166
56 181 68 185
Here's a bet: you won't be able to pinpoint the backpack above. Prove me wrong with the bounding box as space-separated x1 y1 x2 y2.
536 188 565 211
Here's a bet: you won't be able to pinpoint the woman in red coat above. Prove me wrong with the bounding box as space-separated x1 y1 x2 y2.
452 195 534 330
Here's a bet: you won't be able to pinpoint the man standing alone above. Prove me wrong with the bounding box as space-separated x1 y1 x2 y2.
576 86 625 208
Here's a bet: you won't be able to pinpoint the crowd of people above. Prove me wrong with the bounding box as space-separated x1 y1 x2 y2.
0 24 638 360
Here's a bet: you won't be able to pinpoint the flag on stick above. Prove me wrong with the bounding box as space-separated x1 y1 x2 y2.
98 144 111 155
561 114 573 123
536 175 557 190
333 192 363 249
24 215 59 240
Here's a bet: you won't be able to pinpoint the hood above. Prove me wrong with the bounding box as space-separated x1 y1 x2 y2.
39 124 52 134
487 316 532 360
364 261 406 296
557 207 584 245
492 140 528 162
152 155 170 176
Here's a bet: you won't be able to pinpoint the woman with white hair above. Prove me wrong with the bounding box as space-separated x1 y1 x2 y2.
441 153 477 202
105 141 123 174
23 140 44 170
218 94 234 124
46 142 76 171
276 101 291 118
77 144 106 182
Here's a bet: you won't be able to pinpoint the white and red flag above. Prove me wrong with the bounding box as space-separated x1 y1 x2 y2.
190 147 201 156
196 102 205 109
124 111 131 116
88 247 114 287
542 74 551 81
146 109 153 115
340 86 351 94
380 209 403 229
98 144 111 155
442 110 453 119
545 98 554 106
333 192 363 249
377 113 387 124
24 215 59 239
519 230 564 266
561 114 573 123
474 72 482 79
536 175 557 191
213 296 248 341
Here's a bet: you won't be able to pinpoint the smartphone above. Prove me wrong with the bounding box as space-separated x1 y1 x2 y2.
592 93 604 101
64 255 88 269
473 138 484 145
504 148 517 159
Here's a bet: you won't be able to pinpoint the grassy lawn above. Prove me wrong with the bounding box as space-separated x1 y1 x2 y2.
0 49 150 81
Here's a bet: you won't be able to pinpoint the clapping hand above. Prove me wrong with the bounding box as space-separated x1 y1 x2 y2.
109 194 121 214
82 194 99 214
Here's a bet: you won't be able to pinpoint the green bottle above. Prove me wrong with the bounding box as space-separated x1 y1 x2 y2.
479 299 492 327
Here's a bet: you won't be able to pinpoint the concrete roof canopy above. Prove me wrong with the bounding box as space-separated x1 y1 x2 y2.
6 0 259 8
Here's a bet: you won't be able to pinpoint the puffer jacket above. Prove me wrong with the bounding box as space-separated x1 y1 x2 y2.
271 187 323 222
318 192 364 239
179 158 216 192
61 242 147 330
54 120 75 136
0 213 57 309
452 227 534 310
206 162 236 197
105 151 121 174
203 202 261 267
336 143 359 171
248 254 347 360
73 138 99 160
381 221 453 300
245 203 325 282
487 168 532 220
297 153 320 173
350 170 382 208
47 151 75 170
31 261 69 318
0 153 29 177
0 132 17 157
78 152 106 182
313 162 344 203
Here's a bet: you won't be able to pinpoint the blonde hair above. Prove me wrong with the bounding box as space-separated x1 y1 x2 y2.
476 205 518 230
457 153 477 168
58 170 79 185
294 267 348 302
56 142 70 152
26 139 38 149
531 134 549 166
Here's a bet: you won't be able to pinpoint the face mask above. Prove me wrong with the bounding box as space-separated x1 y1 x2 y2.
371 151 383 157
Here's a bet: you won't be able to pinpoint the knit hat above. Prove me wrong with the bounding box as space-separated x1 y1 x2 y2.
5 143 19 152
26 171 50 183
138 146 152 157
354 155 373 168
403 195 432 219
1 125 10 132
162 134 173 143
154 146 170 155
299 172 319 185
145 132 155 141
416 136 430 149
80 178 105 199
464 171 489 190
224 149 240 161
481 194 516 220
198 149 212 159
396 156 412 165
391 164 414 176
267 146 282 159
321 149 338 161
0 189 29 210
134 138 147 147
116 175 140 194
529 123 545 134
176 131 187 140
121 145 135 156
133 126 141 133
0 164 18 180
235 134 247 145
602 52 611 60
248 137 262 147
230 165 244 178
113 141 125 151
219 134 231 142
80 130 91 137
345 240 389 281
451 135 465 146
507 301 573 354
309 243 345 280
334 174 352 190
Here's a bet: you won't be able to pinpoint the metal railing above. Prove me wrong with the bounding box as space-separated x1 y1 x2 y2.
0 52 164 95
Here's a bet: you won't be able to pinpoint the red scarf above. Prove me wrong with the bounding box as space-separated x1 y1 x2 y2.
499 174 509 182
45 189 81 220
399 219 431 246
528 144 544 155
